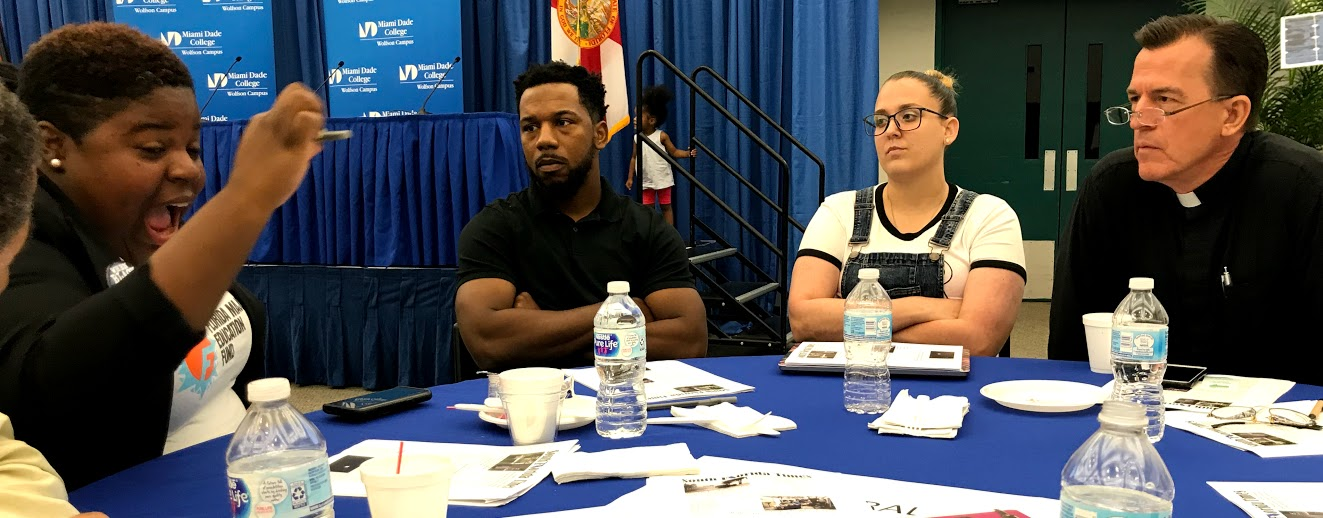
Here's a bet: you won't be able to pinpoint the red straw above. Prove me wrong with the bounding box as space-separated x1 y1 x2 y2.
395 441 404 474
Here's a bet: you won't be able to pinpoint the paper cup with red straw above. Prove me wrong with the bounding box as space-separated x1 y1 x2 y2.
359 442 454 517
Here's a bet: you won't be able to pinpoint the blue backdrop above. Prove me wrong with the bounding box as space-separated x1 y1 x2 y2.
112 0 277 122
322 0 463 117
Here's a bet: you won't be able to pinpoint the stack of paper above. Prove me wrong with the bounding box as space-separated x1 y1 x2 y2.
551 443 699 483
1160 375 1295 412
1209 481 1323 517
328 439 579 507
779 342 970 377
512 456 1059 517
571 360 754 403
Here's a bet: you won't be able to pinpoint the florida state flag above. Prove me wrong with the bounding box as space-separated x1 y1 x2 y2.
550 0 630 137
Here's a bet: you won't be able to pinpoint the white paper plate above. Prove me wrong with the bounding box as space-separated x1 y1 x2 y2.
477 395 596 430
980 380 1107 413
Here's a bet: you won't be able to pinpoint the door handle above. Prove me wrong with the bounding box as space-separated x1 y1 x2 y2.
1065 149 1079 191
1043 149 1056 191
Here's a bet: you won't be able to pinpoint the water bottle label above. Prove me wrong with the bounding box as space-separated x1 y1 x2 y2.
844 313 891 341
1061 500 1170 518
594 328 646 360
1110 325 1167 361
229 460 333 518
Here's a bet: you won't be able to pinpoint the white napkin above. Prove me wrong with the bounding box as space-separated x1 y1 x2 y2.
867 389 969 439
551 443 699 483
670 402 797 438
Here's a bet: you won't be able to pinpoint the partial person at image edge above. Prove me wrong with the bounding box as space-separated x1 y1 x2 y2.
0 22 327 490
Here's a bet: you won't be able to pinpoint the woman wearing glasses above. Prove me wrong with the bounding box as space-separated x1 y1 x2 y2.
788 70 1026 356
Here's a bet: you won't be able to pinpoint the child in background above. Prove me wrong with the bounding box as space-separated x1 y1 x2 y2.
626 85 695 226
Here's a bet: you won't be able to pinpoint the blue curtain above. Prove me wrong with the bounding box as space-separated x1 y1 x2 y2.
1 0 110 61
271 0 327 100
238 265 456 389
193 113 527 266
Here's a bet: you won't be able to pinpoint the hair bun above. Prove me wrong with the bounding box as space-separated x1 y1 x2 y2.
924 69 958 90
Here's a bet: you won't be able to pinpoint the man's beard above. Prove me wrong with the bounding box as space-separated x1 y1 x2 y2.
529 152 594 201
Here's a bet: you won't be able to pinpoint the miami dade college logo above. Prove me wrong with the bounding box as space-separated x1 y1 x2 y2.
207 73 229 89
328 69 343 85
557 0 619 48
398 65 419 81
358 22 378 38
158 31 182 47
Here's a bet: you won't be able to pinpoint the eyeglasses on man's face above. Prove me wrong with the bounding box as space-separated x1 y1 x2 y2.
1103 95 1235 127
863 107 949 136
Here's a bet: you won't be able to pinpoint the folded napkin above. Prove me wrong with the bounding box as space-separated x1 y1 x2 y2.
867 389 969 439
670 402 797 438
551 443 699 483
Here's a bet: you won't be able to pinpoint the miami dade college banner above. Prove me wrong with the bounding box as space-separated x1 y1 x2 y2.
322 0 463 118
112 0 277 122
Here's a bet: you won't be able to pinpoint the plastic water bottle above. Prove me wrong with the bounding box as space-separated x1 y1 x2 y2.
226 378 334 518
1109 277 1170 442
1060 400 1175 517
843 268 893 414
594 281 647 439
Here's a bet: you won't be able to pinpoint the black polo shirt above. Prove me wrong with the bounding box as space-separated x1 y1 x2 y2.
1049 131 1323 385
458 177 694 310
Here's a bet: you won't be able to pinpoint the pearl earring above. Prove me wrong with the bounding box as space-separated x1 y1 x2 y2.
49 158 63 169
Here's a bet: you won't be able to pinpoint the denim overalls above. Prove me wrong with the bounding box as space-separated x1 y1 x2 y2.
839 186 980 299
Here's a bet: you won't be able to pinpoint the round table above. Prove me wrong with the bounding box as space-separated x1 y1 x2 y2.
70 356 1323 517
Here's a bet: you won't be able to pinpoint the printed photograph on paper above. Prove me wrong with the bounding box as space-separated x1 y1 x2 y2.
760 496 837 511
684 475 749 493
490 453 543 471
807 350 837 359
1234 432 1296 447
1173 398 1232 410
675 384 725 393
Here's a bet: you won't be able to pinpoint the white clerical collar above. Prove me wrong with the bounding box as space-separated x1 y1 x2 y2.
1176 191 1202 208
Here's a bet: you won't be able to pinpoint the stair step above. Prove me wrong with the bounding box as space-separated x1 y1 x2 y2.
701 281 779 305
687 241 736 264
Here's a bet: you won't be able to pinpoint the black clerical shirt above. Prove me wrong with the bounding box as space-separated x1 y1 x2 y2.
1049 131 1323 385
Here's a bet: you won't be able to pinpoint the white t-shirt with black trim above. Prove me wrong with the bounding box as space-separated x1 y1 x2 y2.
797 183 1027 298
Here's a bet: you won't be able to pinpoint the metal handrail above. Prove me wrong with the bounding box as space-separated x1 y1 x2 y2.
691 138 806 233
691 65 826 208
636 49 797 351
636 134 783 258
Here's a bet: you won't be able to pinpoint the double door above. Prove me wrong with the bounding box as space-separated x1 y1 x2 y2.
939 0 1184 244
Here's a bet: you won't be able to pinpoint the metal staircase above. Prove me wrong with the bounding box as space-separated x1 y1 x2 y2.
634 50 825 356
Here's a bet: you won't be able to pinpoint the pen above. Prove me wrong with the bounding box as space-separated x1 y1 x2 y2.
647 396 737 410
315 129 353 142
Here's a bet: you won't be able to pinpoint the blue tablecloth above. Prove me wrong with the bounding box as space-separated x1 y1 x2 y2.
70 357 1323 516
